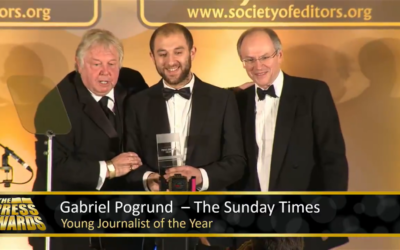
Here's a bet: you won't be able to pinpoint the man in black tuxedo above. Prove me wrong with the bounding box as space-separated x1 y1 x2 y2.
31 29 147 250
124 23 246 249
232 28 349 249
125 23 246 192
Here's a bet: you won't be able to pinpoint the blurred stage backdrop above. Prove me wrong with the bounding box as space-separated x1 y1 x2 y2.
0 0 400 249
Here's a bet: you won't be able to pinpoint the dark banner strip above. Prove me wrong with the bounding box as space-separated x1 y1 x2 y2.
0 193 399 235
0 0 99 27
138 0 400 28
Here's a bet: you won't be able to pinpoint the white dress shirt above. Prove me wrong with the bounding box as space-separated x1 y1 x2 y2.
255 70 284 191
143 74 209 191
88 88 115 191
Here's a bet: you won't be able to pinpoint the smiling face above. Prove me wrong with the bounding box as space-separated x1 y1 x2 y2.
76 43 120 96
239 31 283 89
150 32 196 88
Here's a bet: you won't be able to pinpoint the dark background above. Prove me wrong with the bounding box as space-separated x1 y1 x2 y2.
0 194 399 235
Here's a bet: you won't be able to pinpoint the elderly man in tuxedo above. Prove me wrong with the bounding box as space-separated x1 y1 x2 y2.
232 27 349 250
32 28 147 250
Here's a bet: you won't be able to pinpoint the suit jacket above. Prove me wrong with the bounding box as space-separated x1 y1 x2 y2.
235 72 348 191
118 66 149 97
233 73 349 250
124 75 246 191
31 70 148 250
34 71 128 191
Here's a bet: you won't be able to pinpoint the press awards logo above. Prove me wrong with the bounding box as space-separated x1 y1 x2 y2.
0 197 46 231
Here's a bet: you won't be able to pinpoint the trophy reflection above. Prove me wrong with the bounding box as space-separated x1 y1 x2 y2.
156 133 190 191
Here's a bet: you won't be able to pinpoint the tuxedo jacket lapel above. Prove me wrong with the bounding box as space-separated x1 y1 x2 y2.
147 77 211 164
148 81 170 135
75 73 118 139
114 83 127 149
269 74 298 190
244 87 260 190
186 77 211 164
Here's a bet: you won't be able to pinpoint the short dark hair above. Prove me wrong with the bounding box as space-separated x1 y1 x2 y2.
149 23 194 53
236 27 282 59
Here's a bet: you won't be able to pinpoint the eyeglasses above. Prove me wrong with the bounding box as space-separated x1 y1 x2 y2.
242 50 279 67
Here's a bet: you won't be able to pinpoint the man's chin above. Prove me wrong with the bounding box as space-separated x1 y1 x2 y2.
255 82 271 89
94 86 112 95
254 78 271 87
164 76 183 86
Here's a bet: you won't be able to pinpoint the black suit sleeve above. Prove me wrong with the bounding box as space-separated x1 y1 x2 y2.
201 91 247 191
52 133 101 190
312 82 348 191
33 88 102 191
124 96 153 191
34 125 101 191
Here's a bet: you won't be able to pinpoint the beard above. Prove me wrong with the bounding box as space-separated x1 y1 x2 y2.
156 58 192 86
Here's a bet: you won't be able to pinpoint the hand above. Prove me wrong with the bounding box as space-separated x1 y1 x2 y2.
198 238 231 250
199 237 210 246
164 166 203 186
108 152 142 178
239 82 254 90
147 173 160 191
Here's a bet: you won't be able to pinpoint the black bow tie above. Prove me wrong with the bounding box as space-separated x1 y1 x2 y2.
257 86 278 100
162 87 191 100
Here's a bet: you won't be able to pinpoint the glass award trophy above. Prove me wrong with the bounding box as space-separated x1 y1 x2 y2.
156 133 185 191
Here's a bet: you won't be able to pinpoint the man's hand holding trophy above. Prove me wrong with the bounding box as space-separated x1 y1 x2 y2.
152 133 197 192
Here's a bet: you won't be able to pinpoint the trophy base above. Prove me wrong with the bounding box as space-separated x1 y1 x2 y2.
160 176 168 191
159 175 196 191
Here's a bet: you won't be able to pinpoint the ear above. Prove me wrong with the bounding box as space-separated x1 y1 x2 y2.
241 58 247 69
75 57 82 72
190 46 197 61
149 51 155 63
277 50 283 64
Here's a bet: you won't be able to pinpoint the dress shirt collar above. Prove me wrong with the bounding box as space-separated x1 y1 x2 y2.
88 87 115 103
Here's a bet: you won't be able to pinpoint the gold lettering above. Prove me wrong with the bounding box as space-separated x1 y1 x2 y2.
21 198 33 204
189 219 213 228
1 204 11 215
27 204 38 215
6 215 17 230
25 216 36 230
0 216 8 230
1 198 11 204
11 204 19 215
34 216 46 231
16 215 26 230
186 4 374 22
11 198 22 204
18 204 28 216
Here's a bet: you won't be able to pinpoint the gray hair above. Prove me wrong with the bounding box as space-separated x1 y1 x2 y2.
236 27 282 59
75 28 124 70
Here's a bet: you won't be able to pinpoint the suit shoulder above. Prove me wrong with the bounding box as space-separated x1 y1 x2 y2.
199 80 233 97
57 71 76 88
35 71 78 131
40 71 77 104
126 82 157 104
118 67 148 94
288 75 329 91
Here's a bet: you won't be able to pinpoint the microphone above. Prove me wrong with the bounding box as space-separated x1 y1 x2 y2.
0 144 32 172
